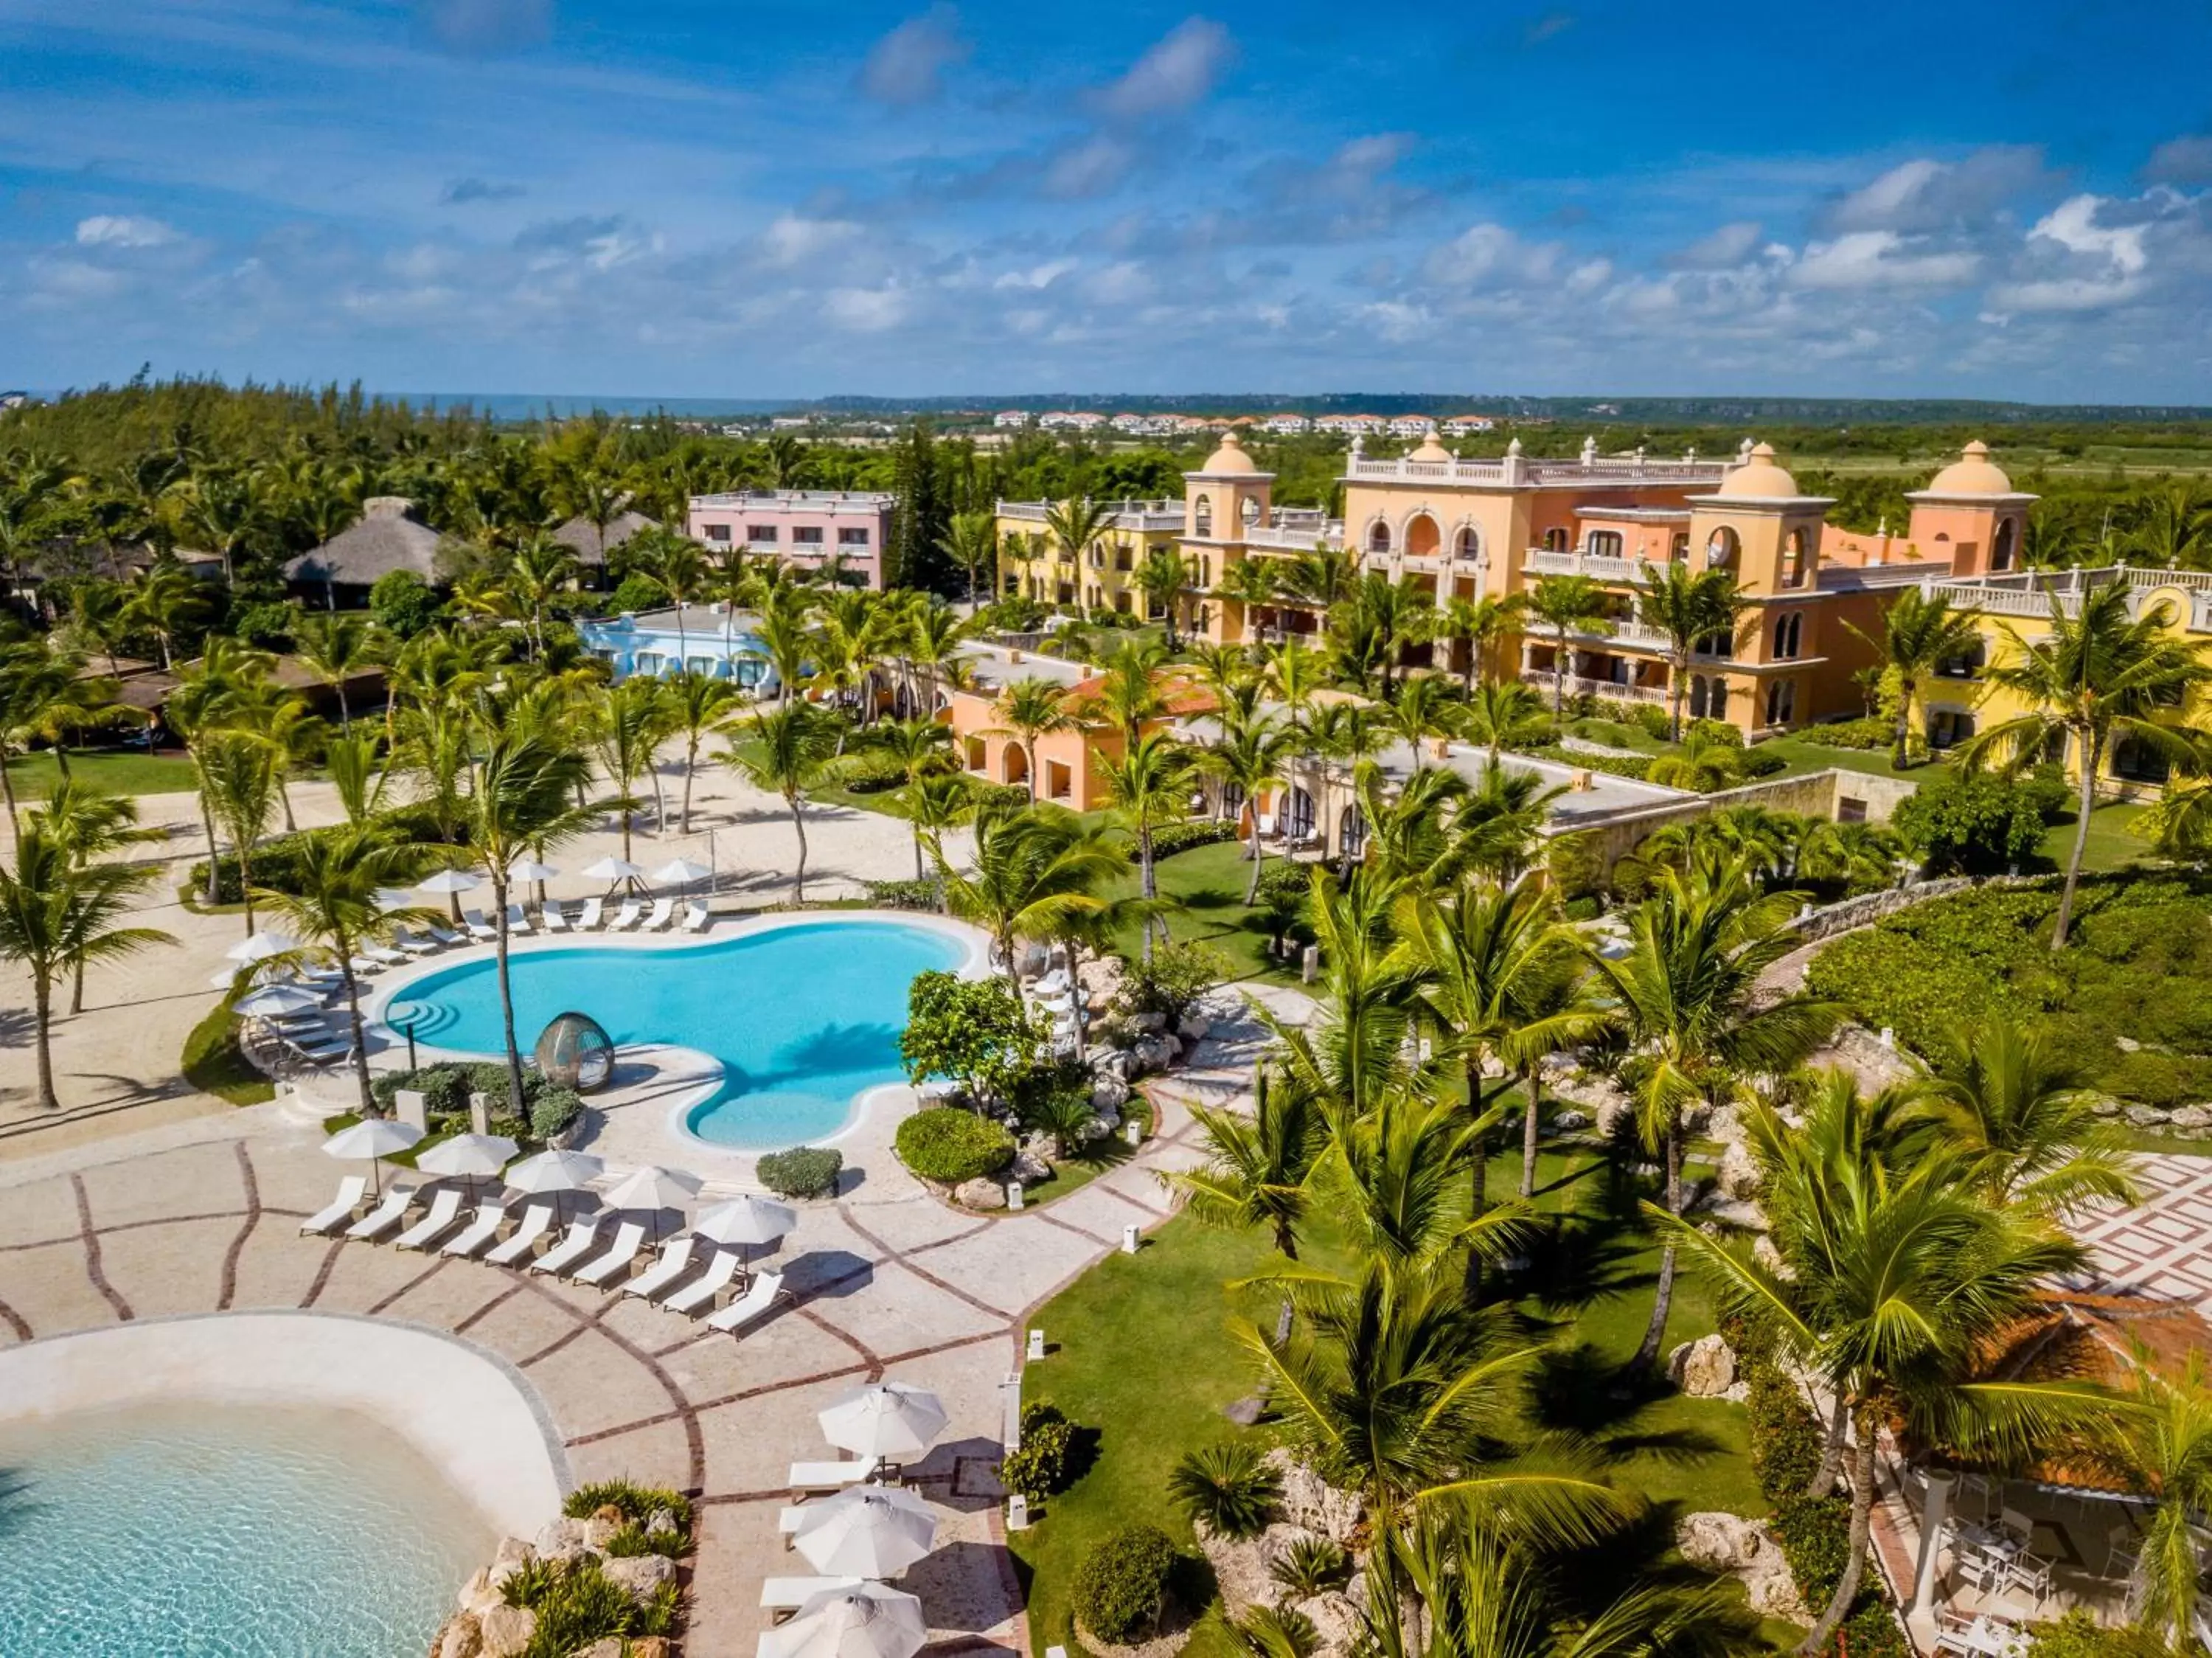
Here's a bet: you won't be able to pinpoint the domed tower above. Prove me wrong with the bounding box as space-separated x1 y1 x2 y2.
1905 441 2035 576
1183 431 1273 541
1686 442 1834 596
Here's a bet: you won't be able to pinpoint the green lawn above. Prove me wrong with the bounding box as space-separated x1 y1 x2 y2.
1009 1142 1766 1658
2037 798 2154 874
1102 839 1300 987
4 749 201 797
181 1001 276 1106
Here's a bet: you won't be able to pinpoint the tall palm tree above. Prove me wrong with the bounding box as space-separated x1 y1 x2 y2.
463 732 594 1113
933 799 1122 981
655 536 710 665
1043 496 1115 594
903 770 973 895
2125 481 2212 570
0 821 172 1110
255 825 432 1117
1524 576 1612 717
121 559 210 670
292 611 380 730
1635 561 1752 740
1166 1065 1323 1261
1382 673 1458 772
936 510 998 604
29 779 163 1013
165 637 273 906
1595 853 1843 1367
593 676 674 855
1098 729 1193 963
0 639 94 825
1135 547 1190 647
988 677 1072 802
198 729 282 935
1281 544 1360 612
1200 710 1292 903
1433 593 1526 691
1656 1074 2085 1657
664 670 744 834
1959 580 2212 949
1093 637 1172 743
726 702 838 903
1460 679 1545 767
2063 1350 2212 1647
1214 556 1281 644
1845 586 1986 771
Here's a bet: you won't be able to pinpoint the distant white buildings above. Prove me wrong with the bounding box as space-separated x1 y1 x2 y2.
1037 410 1108 431
992 410 1030 429
985 407 1503 441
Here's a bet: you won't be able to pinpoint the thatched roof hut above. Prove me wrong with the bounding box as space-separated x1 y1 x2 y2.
553 509 658 566
283 497 442 589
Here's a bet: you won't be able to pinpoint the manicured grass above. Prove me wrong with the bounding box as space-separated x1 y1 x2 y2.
181 1002 276 1106
1009 1142 1763 1658
1756 733 1916 783
1104 839 1301 987
1022 1098 1154 1209
4 749 201 797
2036 799 2154 874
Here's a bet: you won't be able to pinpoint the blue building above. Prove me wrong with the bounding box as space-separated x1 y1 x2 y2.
576 604 776 689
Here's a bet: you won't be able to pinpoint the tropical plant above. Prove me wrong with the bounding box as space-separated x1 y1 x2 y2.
1166 1066 1324 1261
725 702 839 903
1098 729 1193 962
1167 1441 1283 1540
1636 561 1753 740
938 509 999 603
1525 575 1613 717
987 676 1073 803
291 609 381 730
663 670 743 834
592 675 674 856
1199 710 1292 903
1134 546 1190 648
1958 580 2212 948
197 729 283 933
1433 593 1526 690
1458 679 1547 766
933 799 1121 981
1844 586 1986 770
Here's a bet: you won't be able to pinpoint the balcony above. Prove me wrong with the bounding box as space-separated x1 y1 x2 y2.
1522 668 1668 706
995 499 1188 533
1241 520 1346 554
1524 547 1638 581
1349 454 1727 488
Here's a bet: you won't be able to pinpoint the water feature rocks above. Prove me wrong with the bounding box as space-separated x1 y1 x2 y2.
954 1177 1008 1211
1130 1012 1168 1035
1131 1035 1180 1075
534 1517 591 1564
476 1603 537 1658
2126 1104 2170 1128
1666 1334 1737 1398
1077 1115 1116 1143
574 1640 624 1658
1091 1075 1132 1111
1178 1015 1211 1044
1550 1109 1590 1132
1265 1448 1363 1544
1092 1049 1132 1082
602 1553 678 1603
1674 1513 1806 1623
432 1611 483 1658
1012 1148 1054 1184
2172 1105 2212 1133
581 1507 625 1549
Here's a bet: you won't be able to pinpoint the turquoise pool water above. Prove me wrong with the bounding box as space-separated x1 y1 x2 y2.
387 919 968 1149
0 1401 489 1656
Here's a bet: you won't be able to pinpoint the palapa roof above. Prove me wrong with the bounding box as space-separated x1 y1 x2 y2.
283 497 443 587
553 510 658 565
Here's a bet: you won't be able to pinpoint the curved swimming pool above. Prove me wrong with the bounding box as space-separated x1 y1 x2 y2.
384 918 972 1149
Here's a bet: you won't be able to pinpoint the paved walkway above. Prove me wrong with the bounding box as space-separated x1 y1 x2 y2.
2068 1151 2212 1312
0 988 1301 1658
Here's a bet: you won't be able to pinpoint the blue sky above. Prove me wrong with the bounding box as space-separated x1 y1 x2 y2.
3 0 2210 402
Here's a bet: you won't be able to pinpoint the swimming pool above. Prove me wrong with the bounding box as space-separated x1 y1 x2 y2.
384 918 973 1149
0 1401 490 1656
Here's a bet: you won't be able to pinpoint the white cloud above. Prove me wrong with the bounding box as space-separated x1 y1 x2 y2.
1357 300 1431 342
860 7 968 106
75 215 180 249
1097 18 1233 119
1674 221 1762 268
414 0 551 56
759 215 863 268
823 285 908 332
1043 136 1136 199
1792 230 1979 290
1826 148 2050 235
1084 261 1152 304
1422 223 1559 287
1986 193 2152 312
993 260 1075 291
2146 135 2212 185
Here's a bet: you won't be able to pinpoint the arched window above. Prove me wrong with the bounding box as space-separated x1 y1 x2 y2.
1688 675 1708 719
1936 637 1986 679
1285 786 1316 842
1670 532 1690 561
1991 518 2017 573
1773 612 1804 661
1454 525 1481 562
1404 513 1441 558
1764 678 1796 726
1338 805 1368 861
1587 530 1624 558
1542 527 1569 552
1781 528 1808 589
1193 494 1213 538
1706 526 1739 568
1242 496 1262 525
1368 520 1392 555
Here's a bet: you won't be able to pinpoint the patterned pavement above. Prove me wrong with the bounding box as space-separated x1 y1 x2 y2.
2065 1152 2212 1310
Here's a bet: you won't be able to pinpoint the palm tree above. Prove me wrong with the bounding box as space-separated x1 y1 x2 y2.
1451 762 1562 887
937 510 998 604
988 677 1072 802
1135 547 1189 647
1382 673 1458 772
1433 594 1526 690
1215 557 1282 644
1281 545 1360 612
726 703 839 903
463 732 594 1113
255 825 432 1116
292 611 380 730
1166 1066 1323 1261
1093 637 1171 743
1595 853 1843 1367
663 670 743 834
1959 580 2212 949
31 779 163 1013
165 637 273 906
1460 679 1545 767
1099 729 1194 963
1845 586 1986 771
1644 732 1742 791
0 821 172 1109
1655 1075 2084 1656
933 799 1122 981
1043 496 1115 595
121 559 210 670
2063 1350 2212 1647
903 770 973 895
1524 576 1612 717
1636 561 1752 740
594 676 674 855
1200 711 1292 903
198 730 282 935
655 537 710 665
2125 481 2212 570
0 639 94 825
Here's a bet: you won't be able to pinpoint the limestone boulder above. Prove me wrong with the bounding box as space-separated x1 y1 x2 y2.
573 1642 624 1658
1091 1049 1133 1082
1091 1075 1131 1111
1716 1140 1761 1202
1298 1590 1365 1654
1753 1234 1793 1280
476 1604 536 1658
1549 1109 1590 1133
1130 1011 1168 1035
1077 1116 1116 1144
581 1511 624 1550
1265 1448 1364 1544
2171 1105 2212 1134
2126 1103 2171 1128
630 1641 673 1658
431 1612 482 1658
532 1517 591 1564
602 1553 679 1603
1178 1016 1211 1044
493 1536 532 1570
1012 1149 1054 1184
2088 1092 2125 1117
1675 1512 1807 1624
1666 1333 1737 1398
954 1177 1007 1211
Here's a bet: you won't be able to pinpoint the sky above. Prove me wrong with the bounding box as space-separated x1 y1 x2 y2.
2 0 2211 403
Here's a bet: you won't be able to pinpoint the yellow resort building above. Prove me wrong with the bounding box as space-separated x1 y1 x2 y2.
997 432 2212 784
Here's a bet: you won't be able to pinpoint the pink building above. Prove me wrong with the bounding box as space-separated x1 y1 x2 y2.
686 490 896 589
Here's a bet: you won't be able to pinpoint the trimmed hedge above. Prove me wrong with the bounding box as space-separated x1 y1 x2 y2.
1072 1524 1179 1645
864 878 939 911
1139 819 1238 861
895 1106 1016 1184
1804 716 1891 751
757 1146 844 1199
1518 743 1655 781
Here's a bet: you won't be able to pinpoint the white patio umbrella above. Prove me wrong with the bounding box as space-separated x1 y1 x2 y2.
582 855 647 896
226 928 299 964
652 856 713 891
322 1117 423 1198
791 1487 938 1580
509 859 560 882
504 1148 604 1221
233 984 324 1018
694 1193 799 1249
817 1382 948 1461
419 866 483 922
415 1133 520 1184
602 1164 703 1239
759 1584 925 1658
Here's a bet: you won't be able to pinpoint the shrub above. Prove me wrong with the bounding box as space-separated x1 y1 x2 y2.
1002 1402 1079 1499
1071 1524 1179 1645
1770 1494 1851 1603
1840 1600 1913 1658
1739 746 1788 777
864 878 939 910
1233 1605 1320 1658
1746 1364 1828 1505
1892 769 2048 875
1546 830 1607 901
757 1146 844 1199
1560 895 1601 922
1166 1441 1281 1540
1521 743 1655 782
967 779 1034 812
607 572 667 615
896 1106 1015 1183
230 600 297 651
530 1085 582 1142
900 971 1044 1105
1805 716 1891 751
1685 717 1744 749
1268 1535 1348 1598
1142 819 1237 861
1117 940 1228 1027
563 1480 695 1539
369 569 442 639
838 752 910 794
1630 703 1674 740
190 827 328 904
1254 861 1316 955
372 1063 473 1117
2025 1609 2174 1658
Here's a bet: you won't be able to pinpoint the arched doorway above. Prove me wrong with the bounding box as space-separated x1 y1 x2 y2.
1991 518 2017 573
1337 805 1368 863
1706 527 1739 569
1404 514 1441 558
1366 521 1391 555
1002 744 1029 789
1284 785 1316 843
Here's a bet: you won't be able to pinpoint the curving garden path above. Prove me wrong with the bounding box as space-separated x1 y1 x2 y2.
0 991 1300 1658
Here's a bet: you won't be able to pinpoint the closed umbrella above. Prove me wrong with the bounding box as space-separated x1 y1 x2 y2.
602 1164 703 1241
504 1148 604 1222
234 984 324 1019
415 1133 520 1183
817 1382 948 1461
322 1117 423 1198
226 929 299 964
759 1584 925 1658
792 1488 937 1580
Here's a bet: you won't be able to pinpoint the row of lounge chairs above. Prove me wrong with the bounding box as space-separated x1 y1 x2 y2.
454 897 713 940
299 1179 787 1335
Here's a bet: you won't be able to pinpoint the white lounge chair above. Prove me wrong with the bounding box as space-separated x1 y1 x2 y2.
571 1221 649 1286
344 1184 417 1242
529 1217 607 1276
762 1576 863 1614
484 1201 557 1266
706 1269 786 1334
642 897 676 932
682 900 712 933
787 1460 875 1496
441 1203 508 1259
345 955 386 977
624 1235 700 1300
426 922 465 947
607 899 643 932
462 908 498 940
503 901 533 936
576 897 605 931
361 942 408 968
301 1174 368 1236
538 903 569 932
391 926 441 956
395 1187 467 1251
294 1036 361 1068
663 1248 745 1314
